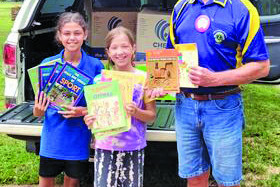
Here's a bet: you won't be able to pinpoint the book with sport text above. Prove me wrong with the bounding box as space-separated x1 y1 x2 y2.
174 43 199 88
84 81 128 136
46 62 93 110
145 49 180 93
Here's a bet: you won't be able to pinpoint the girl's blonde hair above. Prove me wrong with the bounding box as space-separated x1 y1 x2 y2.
55 12 88 44
105 26 136 69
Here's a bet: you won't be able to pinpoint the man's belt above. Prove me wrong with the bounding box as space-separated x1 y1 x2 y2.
181 87 241 101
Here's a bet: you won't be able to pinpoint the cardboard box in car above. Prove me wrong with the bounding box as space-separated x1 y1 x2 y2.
90 11 137 59
136 9 171 61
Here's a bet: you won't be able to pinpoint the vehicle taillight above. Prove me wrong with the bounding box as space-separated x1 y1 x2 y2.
5 97 16 109
3 43 16 78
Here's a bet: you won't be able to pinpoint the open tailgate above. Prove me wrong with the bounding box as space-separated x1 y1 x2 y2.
0 102 42 137
0 101 176 141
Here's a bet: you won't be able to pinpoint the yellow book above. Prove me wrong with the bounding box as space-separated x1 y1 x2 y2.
175 43 199 88
101 70 146 132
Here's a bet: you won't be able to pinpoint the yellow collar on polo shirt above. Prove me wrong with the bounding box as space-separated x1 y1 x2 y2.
190 0 228 7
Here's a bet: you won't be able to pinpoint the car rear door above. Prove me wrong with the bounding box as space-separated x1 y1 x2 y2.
252 0 280 83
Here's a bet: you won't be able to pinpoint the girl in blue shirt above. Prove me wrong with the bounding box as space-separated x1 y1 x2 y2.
33 12 103 187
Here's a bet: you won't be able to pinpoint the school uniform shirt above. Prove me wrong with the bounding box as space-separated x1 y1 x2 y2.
167 0 269 93
94 69 151 151
39 49 104 160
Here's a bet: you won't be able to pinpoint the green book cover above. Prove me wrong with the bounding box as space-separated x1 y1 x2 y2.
27 66 40 95
84 81 128 135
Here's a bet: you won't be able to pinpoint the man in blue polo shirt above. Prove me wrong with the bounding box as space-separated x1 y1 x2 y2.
166 0 270 186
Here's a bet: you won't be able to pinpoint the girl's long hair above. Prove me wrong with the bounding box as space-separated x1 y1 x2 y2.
104 26 136 70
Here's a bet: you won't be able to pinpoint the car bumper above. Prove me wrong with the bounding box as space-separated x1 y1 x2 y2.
0 125 177 142
146 129 176 142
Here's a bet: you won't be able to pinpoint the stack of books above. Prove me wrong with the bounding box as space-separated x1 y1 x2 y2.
145 43 199 93
84 70 146 140
28 60 93 110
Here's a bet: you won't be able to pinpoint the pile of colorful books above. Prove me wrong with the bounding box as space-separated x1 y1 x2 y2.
145 43 199 93
28 43 197 139
84 70 146 139
28 59 93 110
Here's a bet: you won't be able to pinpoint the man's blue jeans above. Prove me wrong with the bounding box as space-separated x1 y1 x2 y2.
175 93 244 186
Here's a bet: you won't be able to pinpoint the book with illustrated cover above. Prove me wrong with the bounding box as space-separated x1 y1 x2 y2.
84 81 128 135
39 64 55 92
92 70 146 139
46 62 93 110
28 58 62 95
101 70 146 105
145 49 180 93
101 70 146 127
44 62 64 92
94 83 146 140
175 43 199 88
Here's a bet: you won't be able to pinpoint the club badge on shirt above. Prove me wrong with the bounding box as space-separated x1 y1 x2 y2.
195 15 210 33
214 30 227 44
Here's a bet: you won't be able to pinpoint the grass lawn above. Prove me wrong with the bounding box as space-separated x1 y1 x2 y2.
0 2 40 185
0 2 280 187
0 134 39 184
242 84 280 186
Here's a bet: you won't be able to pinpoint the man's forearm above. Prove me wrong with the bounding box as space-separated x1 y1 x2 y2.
212 60 270 86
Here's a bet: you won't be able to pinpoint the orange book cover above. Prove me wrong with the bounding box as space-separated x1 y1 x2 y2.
146 49 180 93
